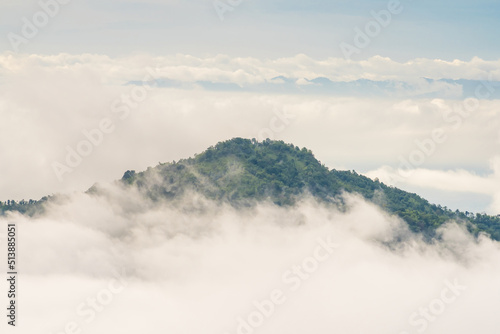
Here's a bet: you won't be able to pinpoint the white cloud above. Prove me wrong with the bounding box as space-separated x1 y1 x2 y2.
1 53 500 215
2 53 500 86
366 156 500 214
2 190 500 334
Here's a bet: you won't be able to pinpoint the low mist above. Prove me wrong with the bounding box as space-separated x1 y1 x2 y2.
1 184 499 334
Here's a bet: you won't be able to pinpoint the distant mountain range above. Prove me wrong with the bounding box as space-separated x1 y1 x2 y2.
127 77 500 99
2 138 500 241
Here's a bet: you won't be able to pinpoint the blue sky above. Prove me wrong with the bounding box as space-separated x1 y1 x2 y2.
1 0 500 60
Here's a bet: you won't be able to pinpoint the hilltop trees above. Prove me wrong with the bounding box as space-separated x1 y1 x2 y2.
3 138 500 241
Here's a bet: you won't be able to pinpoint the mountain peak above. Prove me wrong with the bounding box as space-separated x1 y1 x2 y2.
118 137 500 240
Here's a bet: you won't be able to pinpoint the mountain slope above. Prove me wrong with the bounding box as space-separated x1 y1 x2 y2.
117 138 500 240
2 138 500 240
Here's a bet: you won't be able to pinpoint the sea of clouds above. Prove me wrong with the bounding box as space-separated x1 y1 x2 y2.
1 185 500 334
1 53 500 333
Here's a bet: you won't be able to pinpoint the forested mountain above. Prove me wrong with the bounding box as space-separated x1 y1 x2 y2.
2 138 500 240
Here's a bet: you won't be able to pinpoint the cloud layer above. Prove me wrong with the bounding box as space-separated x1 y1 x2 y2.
1 188 500 334
2 53 500 85
1 53 500 215
367 156 500 214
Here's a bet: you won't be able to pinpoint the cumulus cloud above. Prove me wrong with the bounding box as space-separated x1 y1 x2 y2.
1 187 500 334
